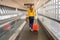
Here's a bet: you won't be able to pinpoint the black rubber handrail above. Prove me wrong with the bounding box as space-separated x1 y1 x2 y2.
38 14 60 23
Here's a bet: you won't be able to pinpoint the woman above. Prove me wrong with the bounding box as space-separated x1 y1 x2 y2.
27 5 36 31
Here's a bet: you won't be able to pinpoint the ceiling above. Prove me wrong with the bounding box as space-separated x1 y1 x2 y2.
0 0 48 10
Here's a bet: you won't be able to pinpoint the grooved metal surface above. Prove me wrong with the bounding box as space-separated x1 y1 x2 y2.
16 20 49 40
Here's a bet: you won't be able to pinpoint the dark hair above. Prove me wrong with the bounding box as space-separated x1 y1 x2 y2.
30 4 32 6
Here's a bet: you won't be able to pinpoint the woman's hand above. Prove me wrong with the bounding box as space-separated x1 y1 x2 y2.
26 17 29 22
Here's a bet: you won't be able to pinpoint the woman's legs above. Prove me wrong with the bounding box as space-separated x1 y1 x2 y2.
29 17 34 29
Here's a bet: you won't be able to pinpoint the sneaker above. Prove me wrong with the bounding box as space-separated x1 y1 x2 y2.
31 29 33 31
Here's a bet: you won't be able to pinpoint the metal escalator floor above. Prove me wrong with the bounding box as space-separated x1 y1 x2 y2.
16 20 49 40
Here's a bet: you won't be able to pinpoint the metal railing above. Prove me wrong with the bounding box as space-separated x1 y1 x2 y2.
0 16 25 40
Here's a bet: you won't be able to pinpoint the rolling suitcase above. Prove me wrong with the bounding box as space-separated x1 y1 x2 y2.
32 20 39 31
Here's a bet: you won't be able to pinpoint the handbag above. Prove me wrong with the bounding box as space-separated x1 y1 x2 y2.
26 17 29 22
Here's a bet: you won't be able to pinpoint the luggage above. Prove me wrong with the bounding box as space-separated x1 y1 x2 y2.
4 24 10 30
32 23 39 31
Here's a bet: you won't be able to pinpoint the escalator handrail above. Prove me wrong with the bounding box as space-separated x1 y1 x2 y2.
38 14 60 23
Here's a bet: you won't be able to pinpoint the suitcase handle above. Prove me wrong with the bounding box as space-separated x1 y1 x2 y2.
34 19 37 24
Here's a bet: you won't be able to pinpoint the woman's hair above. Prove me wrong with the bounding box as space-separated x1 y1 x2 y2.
30 4 32 6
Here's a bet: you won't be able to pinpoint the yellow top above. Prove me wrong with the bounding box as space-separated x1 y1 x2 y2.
27 8 36 17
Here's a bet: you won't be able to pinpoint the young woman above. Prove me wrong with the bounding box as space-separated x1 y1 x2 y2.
27 5 36 31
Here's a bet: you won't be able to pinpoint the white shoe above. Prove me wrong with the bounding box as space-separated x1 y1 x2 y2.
31 29 33 31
